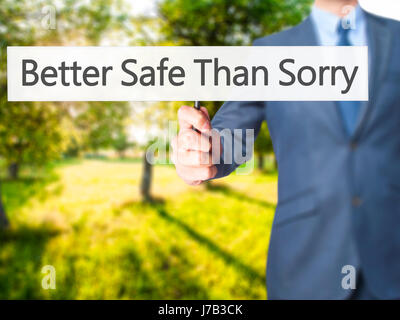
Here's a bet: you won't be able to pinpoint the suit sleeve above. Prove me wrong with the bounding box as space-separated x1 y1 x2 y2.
210 100 265 179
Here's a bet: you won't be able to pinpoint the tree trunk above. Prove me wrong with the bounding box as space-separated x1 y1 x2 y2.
140 151 153 202
8 162 19 180
257 153 264 171
0 182 9 229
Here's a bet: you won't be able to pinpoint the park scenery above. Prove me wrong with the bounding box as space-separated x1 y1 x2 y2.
0 0 312 299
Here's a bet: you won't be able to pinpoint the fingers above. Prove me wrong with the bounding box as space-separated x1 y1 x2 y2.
173 105 217 185
172 129 211 152
178 105 211 132
174 149 213 167
170 138 213 166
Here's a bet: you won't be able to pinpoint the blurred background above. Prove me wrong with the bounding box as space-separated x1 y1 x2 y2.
0 0 397 300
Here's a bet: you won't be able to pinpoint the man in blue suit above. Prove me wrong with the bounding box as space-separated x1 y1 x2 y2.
171 0 400 299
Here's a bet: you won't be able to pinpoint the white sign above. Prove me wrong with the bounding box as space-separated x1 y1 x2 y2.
7 46 368 101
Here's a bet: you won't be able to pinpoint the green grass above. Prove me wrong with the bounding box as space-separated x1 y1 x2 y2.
0 160 277 299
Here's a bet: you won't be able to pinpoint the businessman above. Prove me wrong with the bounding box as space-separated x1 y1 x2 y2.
171 0 400 299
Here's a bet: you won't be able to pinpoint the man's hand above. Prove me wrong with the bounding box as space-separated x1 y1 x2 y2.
171 105 220 185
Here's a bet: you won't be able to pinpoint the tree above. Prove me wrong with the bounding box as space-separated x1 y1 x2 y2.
0 0 133 224
132 103 158 202
74 102 131 154
0 102 66 179
111 129 133 158
0 182 9 229
0 0 132 171
140 142 154 202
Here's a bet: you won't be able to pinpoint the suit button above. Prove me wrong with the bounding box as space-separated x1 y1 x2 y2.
352 196 362 207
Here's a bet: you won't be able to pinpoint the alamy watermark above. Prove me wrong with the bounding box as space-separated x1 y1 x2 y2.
41 265 56 290
341 5 357 30
145 120 255 175
25 5 57 30
341 264 356 290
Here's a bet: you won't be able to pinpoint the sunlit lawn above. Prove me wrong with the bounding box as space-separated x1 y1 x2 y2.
0 159 277 299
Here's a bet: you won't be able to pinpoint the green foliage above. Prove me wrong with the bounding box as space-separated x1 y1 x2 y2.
0 102 65 167
0 0 133 171
74 102 131 152
159 0 312 46
111 129 134 157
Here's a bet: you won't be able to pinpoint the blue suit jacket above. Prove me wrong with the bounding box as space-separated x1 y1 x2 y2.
211 11 400 299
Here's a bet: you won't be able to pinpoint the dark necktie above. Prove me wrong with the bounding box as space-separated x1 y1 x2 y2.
336 23 361 136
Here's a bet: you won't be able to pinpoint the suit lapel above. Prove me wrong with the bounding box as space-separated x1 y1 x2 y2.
296 17 319 46
286 15 389 141
353 11 392 140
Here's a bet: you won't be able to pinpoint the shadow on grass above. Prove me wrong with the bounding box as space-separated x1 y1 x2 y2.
0 225 60 299
115 198 266 295
117 244 210 299
116 246 164 299
1 171 61 215
205 182 275 210
151 202 266 286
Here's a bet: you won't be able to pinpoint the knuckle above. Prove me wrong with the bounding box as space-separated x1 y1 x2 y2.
195 113 207 128
202 166 214 180
184 150 195 166
196 152 204 165
180 131 194 147
203 152 213 166
201 137 211 152
176 150 185 165
177 105 189 119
